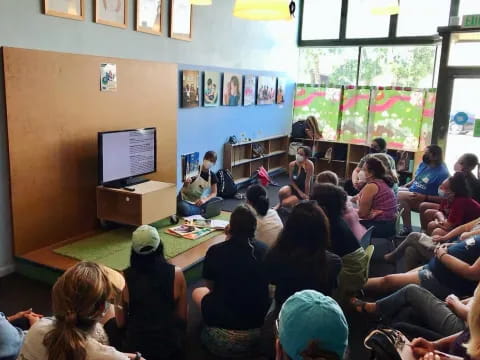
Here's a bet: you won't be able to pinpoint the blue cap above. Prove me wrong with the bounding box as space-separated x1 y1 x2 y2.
278 290 349 360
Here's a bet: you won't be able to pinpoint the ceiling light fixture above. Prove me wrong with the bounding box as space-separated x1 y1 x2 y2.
190 0 212 5
370 0 399 16
233 0 295 21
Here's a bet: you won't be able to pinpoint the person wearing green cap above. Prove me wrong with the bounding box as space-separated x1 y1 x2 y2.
111 225 187 360
275 290 349 360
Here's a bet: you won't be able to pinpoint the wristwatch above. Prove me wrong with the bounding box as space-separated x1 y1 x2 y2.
134 352 142 360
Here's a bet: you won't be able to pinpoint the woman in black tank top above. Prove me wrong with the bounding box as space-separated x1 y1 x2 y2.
289 146 314 200
112 225 187 360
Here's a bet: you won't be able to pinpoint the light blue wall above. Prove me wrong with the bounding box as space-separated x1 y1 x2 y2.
0 0 298 274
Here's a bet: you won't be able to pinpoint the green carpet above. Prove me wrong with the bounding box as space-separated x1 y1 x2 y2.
54 213 230 271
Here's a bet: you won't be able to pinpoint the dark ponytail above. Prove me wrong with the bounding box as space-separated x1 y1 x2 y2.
246 184 270 216
365 157 394 188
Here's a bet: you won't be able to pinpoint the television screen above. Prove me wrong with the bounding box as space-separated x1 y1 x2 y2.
98 128 156 184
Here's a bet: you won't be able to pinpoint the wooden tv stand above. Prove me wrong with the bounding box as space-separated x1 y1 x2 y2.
96 181 176 226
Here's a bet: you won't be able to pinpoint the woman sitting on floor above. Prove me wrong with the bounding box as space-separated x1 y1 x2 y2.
384 216 480 271
365 235 480 300
192 205 270 331
354 157 397 238
18 261 144 360
246 184 283 248
311 183 368 302
424 172 480 236
288 146 314 200
112 225 187 360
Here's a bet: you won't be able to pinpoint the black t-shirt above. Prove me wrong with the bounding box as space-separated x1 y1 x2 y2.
330 217 361 257
202 238 270 329
265 249 341 306
465 172 480 203
199 170 218 185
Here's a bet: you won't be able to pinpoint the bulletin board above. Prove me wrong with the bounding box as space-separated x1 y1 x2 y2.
2 47 178 255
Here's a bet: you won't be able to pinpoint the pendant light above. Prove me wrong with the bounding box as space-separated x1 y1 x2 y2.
370 0 399 16
190 0 212 5
233 0 295 21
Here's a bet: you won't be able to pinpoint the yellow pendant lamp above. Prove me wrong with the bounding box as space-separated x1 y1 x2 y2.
190 0 212 5
370 0 399 15
233 0 294 21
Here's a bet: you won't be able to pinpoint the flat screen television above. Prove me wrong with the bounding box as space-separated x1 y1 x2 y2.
98 127 157 187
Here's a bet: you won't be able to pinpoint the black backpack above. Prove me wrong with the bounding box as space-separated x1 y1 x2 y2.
364 328 406 360
216 169 237 198
291 120 307 139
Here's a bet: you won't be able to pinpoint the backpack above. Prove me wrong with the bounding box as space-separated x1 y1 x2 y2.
291 120 307 138
364 328 412 360
216 169 237 198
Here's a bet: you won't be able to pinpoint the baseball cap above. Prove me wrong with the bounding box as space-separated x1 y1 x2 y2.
278 290 348 360
132 225 161 255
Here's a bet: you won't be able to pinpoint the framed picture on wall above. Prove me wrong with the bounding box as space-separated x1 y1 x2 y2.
169 0 192 41
43 0 85 20
95 0 128 29
257 76 277 105
223 73 243 107
244 75 256 106
182 70 200 108
203 72 220 107
276 77 286 104
136 0 162 35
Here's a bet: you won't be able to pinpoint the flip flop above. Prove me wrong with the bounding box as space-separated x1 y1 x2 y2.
351 298 368 314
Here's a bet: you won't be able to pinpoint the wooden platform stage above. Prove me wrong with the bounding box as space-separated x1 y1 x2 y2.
16 231 226 285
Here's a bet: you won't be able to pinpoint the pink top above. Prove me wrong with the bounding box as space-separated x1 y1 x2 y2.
365 179 397 221
343 202 367 241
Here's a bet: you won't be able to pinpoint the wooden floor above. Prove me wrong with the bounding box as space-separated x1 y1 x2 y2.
19 232 226 272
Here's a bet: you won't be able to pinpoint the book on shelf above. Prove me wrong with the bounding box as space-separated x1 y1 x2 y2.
181 152 200 181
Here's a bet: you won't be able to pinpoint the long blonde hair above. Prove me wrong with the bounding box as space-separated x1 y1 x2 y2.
43 262 115 360
467 283 480 358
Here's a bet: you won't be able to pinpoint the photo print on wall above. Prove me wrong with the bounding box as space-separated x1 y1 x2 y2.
136 0 163 35
277 77 286 104
223 73 243 106
95 0 128 28
257 76 277 105
44 0 85 20
244 75 256 106
182 70 200 108
203 71 220 107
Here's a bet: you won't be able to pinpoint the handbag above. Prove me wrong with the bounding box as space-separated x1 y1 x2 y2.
289 142 303 156
364 328 414 360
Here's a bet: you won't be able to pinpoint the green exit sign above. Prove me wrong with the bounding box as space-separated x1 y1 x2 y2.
462 14 480 28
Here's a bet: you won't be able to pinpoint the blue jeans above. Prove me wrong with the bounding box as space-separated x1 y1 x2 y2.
177 197 223 217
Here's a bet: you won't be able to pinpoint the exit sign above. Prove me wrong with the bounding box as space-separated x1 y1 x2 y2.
462 14 480 28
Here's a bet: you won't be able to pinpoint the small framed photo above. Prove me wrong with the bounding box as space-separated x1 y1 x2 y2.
182 70 200 108
203 72 221 107
137 0 163 35
43 0 85 20
257 76 277 105
277 77 286 104
223 73 243 107
244 75 257 106
95 0 128 29
169 0 192 41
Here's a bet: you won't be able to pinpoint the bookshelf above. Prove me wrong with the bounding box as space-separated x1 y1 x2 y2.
224 135 289 185
290 138 423 186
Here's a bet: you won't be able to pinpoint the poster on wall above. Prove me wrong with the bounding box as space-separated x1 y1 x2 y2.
368 88 424 151
293 85 342 141
223 73 243 106
95 0 128 28
339 87 371 144
276 78 286 104
419 90 436 150
181 70 199 108
170 0 192 41
44 0 85 20
203 71 220 107
136 0 162 35
100 63 117 92
244 75 256 106
257 76 276 105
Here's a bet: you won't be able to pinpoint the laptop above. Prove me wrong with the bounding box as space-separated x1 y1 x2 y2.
203 198 223 219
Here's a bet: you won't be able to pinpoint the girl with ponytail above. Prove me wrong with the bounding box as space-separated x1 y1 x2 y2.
17 262 144 360
246 184 283 248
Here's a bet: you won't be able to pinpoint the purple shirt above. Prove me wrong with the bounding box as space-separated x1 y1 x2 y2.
369 179 397 221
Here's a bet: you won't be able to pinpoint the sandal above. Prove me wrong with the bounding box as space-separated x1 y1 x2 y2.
351 298 368 313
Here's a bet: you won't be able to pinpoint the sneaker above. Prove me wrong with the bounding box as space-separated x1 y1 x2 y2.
397 227 412 238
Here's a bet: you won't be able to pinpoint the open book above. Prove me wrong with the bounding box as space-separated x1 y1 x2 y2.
183 215 229 230
166 224 215 240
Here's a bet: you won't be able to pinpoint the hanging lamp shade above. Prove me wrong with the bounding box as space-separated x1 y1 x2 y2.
233 0 293 21
190 0 212 5
370 0 399 15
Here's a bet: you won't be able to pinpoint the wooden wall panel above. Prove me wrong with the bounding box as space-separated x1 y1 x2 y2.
2 47 177 255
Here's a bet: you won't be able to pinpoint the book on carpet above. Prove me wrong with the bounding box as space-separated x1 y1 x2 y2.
181 152 200 181
183 215 228 230
166 224 215 240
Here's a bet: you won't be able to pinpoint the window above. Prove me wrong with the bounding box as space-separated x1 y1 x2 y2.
397 0 450 37
346 0 390 39
297 47 359 85
448 32 480 66
301 0 342 40
459 0 480 18
359 46 437 87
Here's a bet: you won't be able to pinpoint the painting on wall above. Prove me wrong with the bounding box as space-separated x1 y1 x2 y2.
44 0 85 20
95 0 128 28
339 87 371 145
203 71 220 107
223 73 243 107
244 75 256 106
276 77 286 104
136 0 162 35
170 0 192 41
182 70 199 108
257 76 276 105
